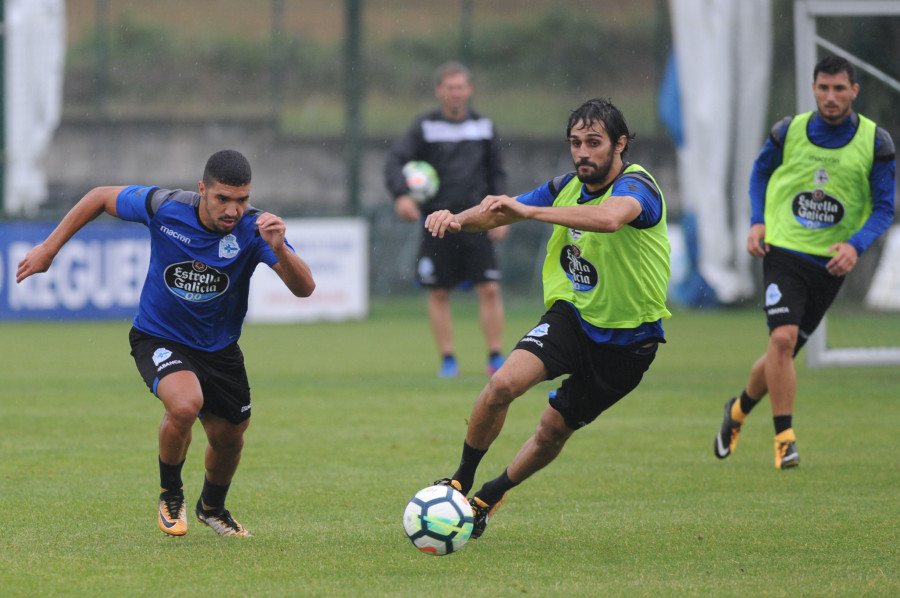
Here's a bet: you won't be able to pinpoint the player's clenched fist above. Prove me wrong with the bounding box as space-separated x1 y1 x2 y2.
424 210 461 238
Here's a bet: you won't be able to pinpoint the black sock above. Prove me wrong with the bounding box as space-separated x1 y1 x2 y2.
474 468 519 506
739 390 760 416
773 415 793 436
452 441 487 495
200 477 230 513
488 351 501 361
159 457 185 495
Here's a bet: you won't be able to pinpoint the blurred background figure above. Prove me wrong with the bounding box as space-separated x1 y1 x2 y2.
384 62 508 377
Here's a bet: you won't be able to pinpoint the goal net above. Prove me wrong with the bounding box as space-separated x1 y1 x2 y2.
793 0 900 368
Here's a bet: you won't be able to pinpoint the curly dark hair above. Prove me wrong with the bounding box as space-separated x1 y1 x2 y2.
566 98 636 156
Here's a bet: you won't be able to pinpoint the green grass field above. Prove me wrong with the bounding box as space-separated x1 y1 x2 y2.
1 297 898 597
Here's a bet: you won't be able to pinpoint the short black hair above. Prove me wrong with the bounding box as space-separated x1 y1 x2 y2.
202 149 252 187
814 55 857 86
566 98 635 156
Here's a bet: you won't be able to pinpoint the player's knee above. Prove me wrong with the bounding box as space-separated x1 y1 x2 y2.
484 370 527 405
163 393 202 425
209 431 245 455
477 282 501 301
165 404 200 430
533 420 568 452
769 327 798 356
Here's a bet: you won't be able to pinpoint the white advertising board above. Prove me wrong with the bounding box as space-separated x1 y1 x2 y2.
246 218 369 323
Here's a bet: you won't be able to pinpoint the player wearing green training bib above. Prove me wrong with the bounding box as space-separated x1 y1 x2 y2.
424 98 671 540
714 55 896 470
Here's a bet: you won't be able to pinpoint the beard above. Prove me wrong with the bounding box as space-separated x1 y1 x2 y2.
575 151 615 186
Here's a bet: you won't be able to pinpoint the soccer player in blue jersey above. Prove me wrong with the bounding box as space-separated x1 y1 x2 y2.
714 55 895 469
16 150 316 536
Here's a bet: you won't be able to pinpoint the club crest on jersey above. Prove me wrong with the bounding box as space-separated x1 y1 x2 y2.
560 244 598 292
164 260 230 302
219 234 240 259
792 188 844 230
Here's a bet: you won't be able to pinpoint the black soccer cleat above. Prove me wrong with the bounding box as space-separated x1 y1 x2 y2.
469 494 505 539
714 397 743 459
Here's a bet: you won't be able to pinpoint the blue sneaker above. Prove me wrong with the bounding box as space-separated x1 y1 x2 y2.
439 356 459 378
486 354 505 376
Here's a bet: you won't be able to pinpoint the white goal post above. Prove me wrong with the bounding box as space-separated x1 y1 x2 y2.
794 0 900 368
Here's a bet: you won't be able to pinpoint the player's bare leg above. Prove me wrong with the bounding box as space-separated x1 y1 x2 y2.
506 405 575 484
200 414 248 487
464 359 561 539
155 370 204 535
157 371 204 465
765 325 798 417
766 325 800 468
195 414 252 536
428 288 457 376
476 281 505 373
745 353 769 401
465 349 547 451
476 281 504 351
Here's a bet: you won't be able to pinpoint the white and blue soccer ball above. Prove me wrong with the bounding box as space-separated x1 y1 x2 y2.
403 485 473 556
402 160 440 204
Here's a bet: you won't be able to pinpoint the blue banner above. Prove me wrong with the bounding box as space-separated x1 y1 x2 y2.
0 220 150 320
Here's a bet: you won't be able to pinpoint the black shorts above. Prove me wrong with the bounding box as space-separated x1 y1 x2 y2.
128 327 252 424
417 230 500 289
763 247 844 354
514 301 658 430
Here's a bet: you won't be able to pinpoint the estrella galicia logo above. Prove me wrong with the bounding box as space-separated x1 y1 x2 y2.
765 283 782 307
560 244 598 292
792 189 845 230
219 234 240 259
164 260 230 302
152 348 173 366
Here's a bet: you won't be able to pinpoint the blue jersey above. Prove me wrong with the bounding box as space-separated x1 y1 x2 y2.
116 185 284 351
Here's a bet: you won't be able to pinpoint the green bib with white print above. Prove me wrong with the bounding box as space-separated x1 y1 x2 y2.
764 111 875 256
541 164 671 329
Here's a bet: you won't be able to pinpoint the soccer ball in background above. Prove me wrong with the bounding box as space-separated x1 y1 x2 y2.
403 485 473 556
402 160 440 204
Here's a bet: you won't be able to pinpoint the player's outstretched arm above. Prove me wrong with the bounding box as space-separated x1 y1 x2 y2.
16 186 124 283
257 212 316 297
424 195 525 239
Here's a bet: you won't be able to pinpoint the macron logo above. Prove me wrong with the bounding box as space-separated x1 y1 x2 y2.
160 226 192 245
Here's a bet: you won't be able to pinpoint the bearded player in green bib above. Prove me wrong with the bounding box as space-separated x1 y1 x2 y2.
425 98 671 539
714 55 895 469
